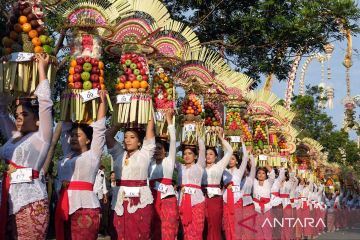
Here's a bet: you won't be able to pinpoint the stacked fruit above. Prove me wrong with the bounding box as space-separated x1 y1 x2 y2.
203 102 222 126
67 56 105 90
115 53 149 93
181 94 203 116
253 121 268 149
1 1 54 55
153 68 174 109
240 119 252 144
224 107 242 134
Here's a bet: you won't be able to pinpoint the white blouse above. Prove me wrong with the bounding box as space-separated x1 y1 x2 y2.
271 168 286 207
253 170 275 213
57 118 106 215
109 137 156 216
202 139 233 198
148 125 176 199
279 172 297 208
0 80 53 215
177 139 206 206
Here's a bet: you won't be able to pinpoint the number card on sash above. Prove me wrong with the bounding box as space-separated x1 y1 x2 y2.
123 187 140 197
80 89 99 102
184 187 196 195
155 182 168 193
232 186 241 193
10 168 33 184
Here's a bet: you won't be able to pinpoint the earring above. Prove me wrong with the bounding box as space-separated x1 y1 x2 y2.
36 121 39 127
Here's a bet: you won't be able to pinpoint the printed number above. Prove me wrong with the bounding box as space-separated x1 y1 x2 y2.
232 186 241 193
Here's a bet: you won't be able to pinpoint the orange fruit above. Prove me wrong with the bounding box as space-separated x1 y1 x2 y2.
99 76 104 84
14 23 23 33
159 73 166 79
119 83 125 89
22 23 32 33
98 61 104 70
34 46 43 53
68 75 74 83
124 81 132 89
132 80 140 89
68 82 75 89
28 30 38 39
18 16 28 25
70 60 77 67
69 67 75 75
9 31 18 40
100 70 104 76
140 81 148 89
31 37 41 46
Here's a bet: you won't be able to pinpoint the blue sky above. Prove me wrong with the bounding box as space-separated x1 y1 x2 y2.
271 36 360 138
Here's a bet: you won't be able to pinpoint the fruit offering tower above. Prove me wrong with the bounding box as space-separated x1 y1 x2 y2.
180 93 204 145
147 19 200 138
247 89 279 162
0 0 57 95
203 101 222 147
49 0 129 122
106 0 171 128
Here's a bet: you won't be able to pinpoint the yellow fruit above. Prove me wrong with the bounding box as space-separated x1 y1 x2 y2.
22 23 32 33
18 16 28 25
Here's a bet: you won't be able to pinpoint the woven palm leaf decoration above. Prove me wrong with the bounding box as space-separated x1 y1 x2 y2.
49 0 131 123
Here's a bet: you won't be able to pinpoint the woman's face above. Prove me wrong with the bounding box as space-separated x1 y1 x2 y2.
228 155 237 168
124 131 140 152
15 105 38 134
110 172 115 181
183 148 196 164
206 149 217 164
257 169 267 181
70 127 90 152
154 143 166 161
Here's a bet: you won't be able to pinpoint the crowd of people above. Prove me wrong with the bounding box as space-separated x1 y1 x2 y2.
1 54 360 240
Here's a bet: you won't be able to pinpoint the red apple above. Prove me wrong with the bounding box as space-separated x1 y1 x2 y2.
128 74 136 81
125 68 133 75
91 66 100 74
74 81 83 89
140 69 146 75
84 56 91 63
119 75 127 83
74 65 83 73
142 75 148 81
132 58 139 63
73 73 81 82
90 74 99 82
92 82 100 89
121 59 126 64
136 63 143 69
76 57 85 66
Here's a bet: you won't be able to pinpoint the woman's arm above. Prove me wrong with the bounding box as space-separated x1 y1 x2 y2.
215 129 233 171
238 142 249 180
34 54 53 143
145 110 155 140
197 137 206 168
60 122 73 157
249 154 256 180
164 111 176 170
89 91 107 159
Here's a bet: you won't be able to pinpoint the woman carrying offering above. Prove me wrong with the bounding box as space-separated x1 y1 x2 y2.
177 137 206 240
202 128 233 240
148 110 178 240
222 142 254 240
55 90 107 240
106 113 155 240
253 163 275 240
0 54 53 239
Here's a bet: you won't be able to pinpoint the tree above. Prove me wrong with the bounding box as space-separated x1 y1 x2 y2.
164 0 360 86
291 86 360 174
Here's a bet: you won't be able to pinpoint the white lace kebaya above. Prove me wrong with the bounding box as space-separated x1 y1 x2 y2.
0 80 53 215
57 118 106 215
148 124 176 199
109 137 156 216
202 139 232 198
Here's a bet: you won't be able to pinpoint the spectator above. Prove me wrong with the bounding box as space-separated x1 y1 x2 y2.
94 165 109 236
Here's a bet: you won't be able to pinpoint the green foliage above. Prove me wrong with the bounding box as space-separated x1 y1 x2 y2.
164 0 360 85
291 86 360 174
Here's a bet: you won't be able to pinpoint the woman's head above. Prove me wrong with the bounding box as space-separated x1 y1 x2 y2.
256 167 268 181
228 154 240 169
110 171 115 181
206 147 218 165
70 123 93 153
14 99 39 134
154 138 169 162
182 145 198 165
124 129 145 152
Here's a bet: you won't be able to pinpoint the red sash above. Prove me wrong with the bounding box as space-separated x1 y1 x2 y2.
280 193 290 198
179 184 201 225
116 179 147 187
0 160 39 240
55 181 93 240
253 197 271 212
271 192 280 197
225 182 235 216
149 178 173 214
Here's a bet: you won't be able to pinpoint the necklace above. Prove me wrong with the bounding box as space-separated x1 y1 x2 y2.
124 152 132 166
